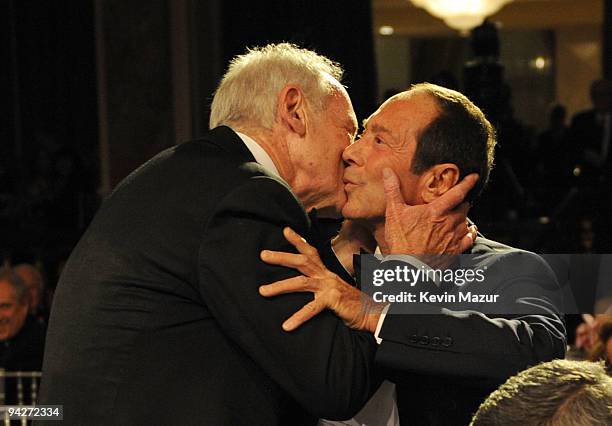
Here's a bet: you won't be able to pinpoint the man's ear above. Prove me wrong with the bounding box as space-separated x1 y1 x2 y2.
420 163 460 203
277 84 307 136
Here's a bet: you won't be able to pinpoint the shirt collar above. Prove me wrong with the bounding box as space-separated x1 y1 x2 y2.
234 130 280 178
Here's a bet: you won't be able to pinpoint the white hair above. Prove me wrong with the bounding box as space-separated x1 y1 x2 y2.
209 43 343 129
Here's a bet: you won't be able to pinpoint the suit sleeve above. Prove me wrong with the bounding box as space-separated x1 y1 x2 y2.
197 176 376 420
375 252 566 385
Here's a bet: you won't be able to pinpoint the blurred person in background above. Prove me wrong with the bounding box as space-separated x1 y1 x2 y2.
0 267 45 371
569 79 612 251
14 263 47 324
570 79 612 186
588 315 612 371
536 104 572 202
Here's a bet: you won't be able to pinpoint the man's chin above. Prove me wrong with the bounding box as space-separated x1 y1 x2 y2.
340 203 357 220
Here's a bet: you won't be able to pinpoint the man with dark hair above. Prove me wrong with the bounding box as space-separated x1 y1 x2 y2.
471 359 612 425
261 83 565 425
408 84 495 202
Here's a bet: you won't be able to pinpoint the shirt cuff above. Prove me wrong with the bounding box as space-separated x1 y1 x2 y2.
374 304 391 344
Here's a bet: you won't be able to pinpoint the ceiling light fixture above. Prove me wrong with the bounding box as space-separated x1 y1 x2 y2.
410 0 514 32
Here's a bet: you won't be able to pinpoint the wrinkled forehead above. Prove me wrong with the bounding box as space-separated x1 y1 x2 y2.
366 93 439 138
0 280 18 301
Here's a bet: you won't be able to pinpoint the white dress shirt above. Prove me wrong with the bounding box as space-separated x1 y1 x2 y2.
235 130 280 178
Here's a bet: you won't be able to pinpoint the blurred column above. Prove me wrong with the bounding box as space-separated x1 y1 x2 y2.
95 0 175 195
189 0 223 138
605 0 612 79
169 0 193 145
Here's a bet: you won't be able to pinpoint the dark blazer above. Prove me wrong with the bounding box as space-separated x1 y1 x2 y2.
374 237 566 425
37 126 376 425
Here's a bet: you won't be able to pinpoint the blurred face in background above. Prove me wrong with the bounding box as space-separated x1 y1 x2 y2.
14 265 42 313
575 323 591 349
0 280 29 341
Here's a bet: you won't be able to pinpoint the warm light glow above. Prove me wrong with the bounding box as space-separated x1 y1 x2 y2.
379 25 395 35
410 0 514 32
538 216 550 225
534 56 546 69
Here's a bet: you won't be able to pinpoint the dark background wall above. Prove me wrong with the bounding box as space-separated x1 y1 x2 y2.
2 0 98 262
99 0 175 189
189 0 377 138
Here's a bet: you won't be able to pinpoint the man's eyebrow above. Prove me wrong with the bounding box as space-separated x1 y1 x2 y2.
362 118 392 135
369 122 394 138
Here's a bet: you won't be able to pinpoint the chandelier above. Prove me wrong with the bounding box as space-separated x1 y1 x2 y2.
410 0 514 32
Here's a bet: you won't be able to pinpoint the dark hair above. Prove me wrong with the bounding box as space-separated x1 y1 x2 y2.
0 267 29 304
407 83 496 202
471 359 612 426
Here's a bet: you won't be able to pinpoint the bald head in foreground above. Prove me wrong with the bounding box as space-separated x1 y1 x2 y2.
471 359 612 425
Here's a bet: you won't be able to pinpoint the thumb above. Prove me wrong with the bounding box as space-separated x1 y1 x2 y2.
383 168 405 211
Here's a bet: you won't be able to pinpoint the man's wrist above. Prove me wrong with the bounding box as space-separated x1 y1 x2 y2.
366 302 387 334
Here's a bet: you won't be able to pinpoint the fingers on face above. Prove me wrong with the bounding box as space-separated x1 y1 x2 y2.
383 168 404 210
458 232 475 253
457 201 470 216
432 173 478 212
432 185 465 213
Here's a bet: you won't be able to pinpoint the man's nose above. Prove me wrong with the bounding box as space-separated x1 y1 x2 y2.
342 139 364 166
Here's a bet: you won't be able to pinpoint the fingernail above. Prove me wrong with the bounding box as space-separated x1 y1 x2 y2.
383 168 392 179
282 321 293 331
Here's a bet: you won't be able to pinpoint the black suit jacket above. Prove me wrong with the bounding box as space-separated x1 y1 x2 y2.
373 237 566 425
38 126 376 425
